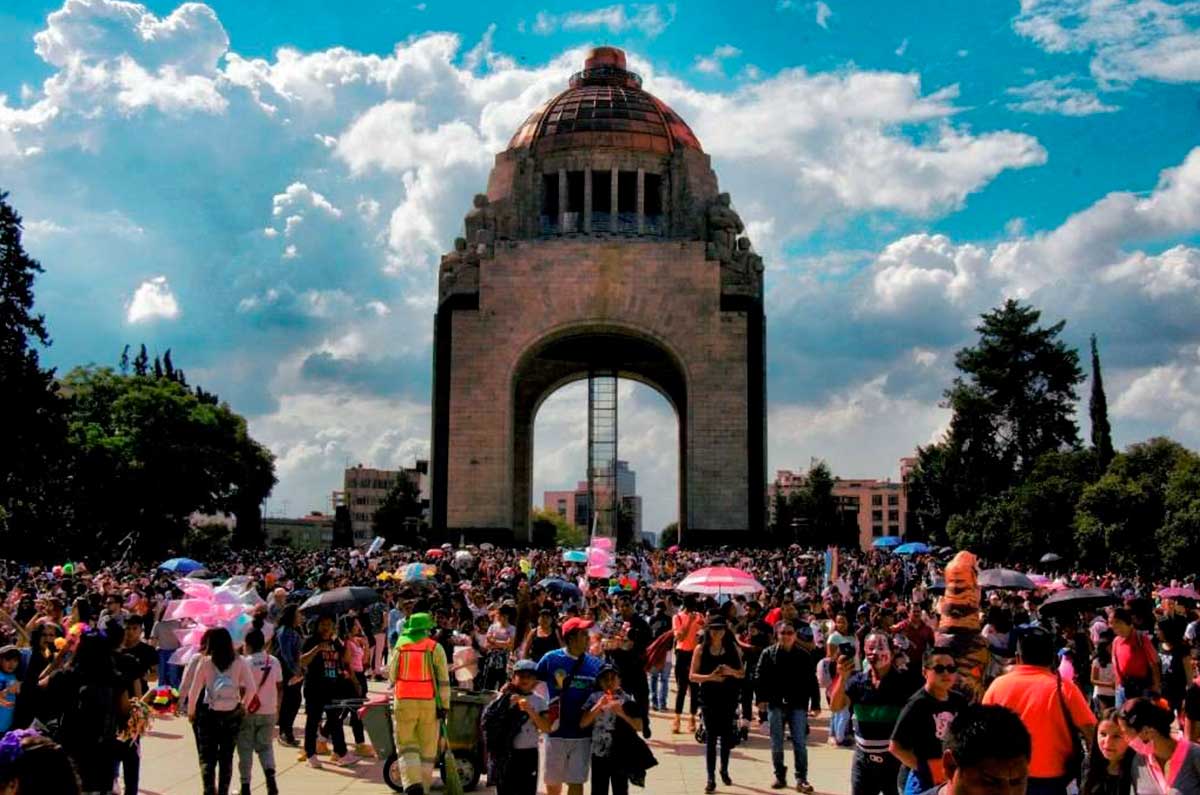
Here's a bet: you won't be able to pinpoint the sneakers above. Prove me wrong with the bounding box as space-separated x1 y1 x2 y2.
704 781 716 794
796 782 815 794
306 755 323 769
355 743 373 757
771 779 787 790
333 752 359 767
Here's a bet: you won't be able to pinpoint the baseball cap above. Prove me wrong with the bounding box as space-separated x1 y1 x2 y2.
796 624 814 640
0 645 19 659
513 659 538 674
561 617 594 636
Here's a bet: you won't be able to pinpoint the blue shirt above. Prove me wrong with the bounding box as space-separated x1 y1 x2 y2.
535 649 603 739
0 671 17 733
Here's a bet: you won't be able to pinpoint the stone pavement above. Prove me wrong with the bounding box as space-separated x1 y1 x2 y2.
139 690 856 795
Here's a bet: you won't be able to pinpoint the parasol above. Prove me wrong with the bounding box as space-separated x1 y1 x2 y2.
1039 553 1063 564
537 577 582 599
894 542 930 555
160 557 205 574
563 550 588 563
872 537 903 549
1038 587 1118 615
299 586 380 616
676 566 764 595
1159 586 1200 601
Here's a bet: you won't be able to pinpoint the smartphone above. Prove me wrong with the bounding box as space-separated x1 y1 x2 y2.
838 642 855 659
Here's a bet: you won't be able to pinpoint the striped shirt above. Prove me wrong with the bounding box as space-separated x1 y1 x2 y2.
844 668 921 755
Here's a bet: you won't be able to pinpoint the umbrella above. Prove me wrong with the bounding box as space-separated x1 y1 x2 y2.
160 557 205 574
667 545 680 553
1028 573 1052 587
676 566 764 595
927 578 946 595
454 550 474 564
1040 553 1063 564
401 563 434 582
563 550 588 563
426 549 445 558
299 586 380 616
872 537 903 549
1159 586 1200 601
479 543 495 551
979 568 1037 591
894 542 930 555
538 577 582 599
184 569 214 579
1038 587 1118 615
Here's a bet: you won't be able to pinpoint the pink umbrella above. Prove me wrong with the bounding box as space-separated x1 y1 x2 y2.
426 549 445 558
667 545 680 553
1159 586 1200 601
676 566 764 595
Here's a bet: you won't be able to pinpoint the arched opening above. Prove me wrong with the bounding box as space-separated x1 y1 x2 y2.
510 327 688 546
532 379 679 548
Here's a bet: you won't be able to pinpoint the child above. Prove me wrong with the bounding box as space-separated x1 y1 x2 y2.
482 659 550 795
237 629 281 795
0 646 21 734
1081 708 1134 795
581 665 644 795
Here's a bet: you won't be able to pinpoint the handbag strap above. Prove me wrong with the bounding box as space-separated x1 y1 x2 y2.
252 659 272 696
1054 671 1081 743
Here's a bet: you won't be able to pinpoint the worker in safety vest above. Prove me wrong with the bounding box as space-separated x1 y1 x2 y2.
389 612 451 795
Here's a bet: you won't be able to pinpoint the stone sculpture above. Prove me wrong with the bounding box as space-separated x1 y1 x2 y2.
704 192 744 261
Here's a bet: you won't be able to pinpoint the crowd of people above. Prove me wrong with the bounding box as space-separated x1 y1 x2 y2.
0 542 1195 795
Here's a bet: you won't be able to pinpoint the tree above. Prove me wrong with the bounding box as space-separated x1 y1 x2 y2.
531 508 585 548
163 349 176 381
118 345 130 375
800 460 840 547
372 475 424 545
1089 335 1115 473
132 344 149 377
59 365 276 558
0 192 71 556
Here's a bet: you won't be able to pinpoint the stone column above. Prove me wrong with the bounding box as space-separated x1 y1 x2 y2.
636 168 645 235
610 167 618 231
583 168 592 233
558 168 568 233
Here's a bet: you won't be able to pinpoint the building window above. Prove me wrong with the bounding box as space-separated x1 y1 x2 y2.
888 510 899 522
872 524 884 537
872 510 883 522
888 495 899 506
872 495 883 506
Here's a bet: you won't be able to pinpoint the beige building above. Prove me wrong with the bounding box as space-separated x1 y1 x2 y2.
769 458 915 551
333 461 430 545
264 513 334 549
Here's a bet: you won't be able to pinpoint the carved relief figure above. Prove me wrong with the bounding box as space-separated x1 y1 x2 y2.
705 192 744 261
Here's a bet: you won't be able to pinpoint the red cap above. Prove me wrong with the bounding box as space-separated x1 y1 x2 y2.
561 617 595 636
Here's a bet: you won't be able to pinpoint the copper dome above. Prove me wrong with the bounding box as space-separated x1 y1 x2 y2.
507 47 702 155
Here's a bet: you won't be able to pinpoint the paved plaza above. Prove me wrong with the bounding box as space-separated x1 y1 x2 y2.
139 684 855 795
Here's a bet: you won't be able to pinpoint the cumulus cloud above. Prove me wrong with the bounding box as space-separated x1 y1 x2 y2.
1005 75 1120 116
1013 0 1200 86
693 45 741 75
815 1 832 29
126 275 180 323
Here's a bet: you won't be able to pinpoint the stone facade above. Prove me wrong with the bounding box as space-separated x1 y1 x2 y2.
430 47 766 545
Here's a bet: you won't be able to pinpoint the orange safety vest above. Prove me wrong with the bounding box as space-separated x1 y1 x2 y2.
394 637 438 700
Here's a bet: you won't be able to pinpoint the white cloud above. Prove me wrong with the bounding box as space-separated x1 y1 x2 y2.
126 275 179 323
1006 75 1120 116
1013 0 1200 86
815 1 832 29
529 4 673 37
693 44 741 75
271 181 341 219
895 38 909 57
1113 349 1200 433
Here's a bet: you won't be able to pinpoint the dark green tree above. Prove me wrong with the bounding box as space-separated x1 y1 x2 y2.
801 460 840 547
60 365 276 558
152 355 163 379
118 344 131 375
132 344 149 376
1089 334 1115 473
163 349 176 381
0 191 71 556
372 475 425 545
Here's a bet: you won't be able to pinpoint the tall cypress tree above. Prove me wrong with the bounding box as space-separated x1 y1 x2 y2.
1089 334 1115 473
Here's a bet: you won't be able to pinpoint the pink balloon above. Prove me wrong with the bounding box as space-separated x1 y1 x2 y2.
166 600 214 621
591 537 615 551
177 581 214 599
586 565 612 579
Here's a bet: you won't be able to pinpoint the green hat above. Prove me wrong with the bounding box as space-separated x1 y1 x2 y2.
398 612 435 645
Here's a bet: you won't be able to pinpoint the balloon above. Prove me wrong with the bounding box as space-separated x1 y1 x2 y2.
53 637 67 651
62 563 74 576
52 566 63 576
166 600 214 621
377 571 392 581
177 580 215 599
586 565 612 579
591 537 615 551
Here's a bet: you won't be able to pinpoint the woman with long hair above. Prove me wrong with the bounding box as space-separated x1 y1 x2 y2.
188 627 255 795
521 607 561 663
273 604 303 747
0 730 83 795
672 595 704 735
13 622 61 729
1081 708 1134 795
689 616 745 793
1120 697 1200 793
1092 638 1117 714
340 615 371 756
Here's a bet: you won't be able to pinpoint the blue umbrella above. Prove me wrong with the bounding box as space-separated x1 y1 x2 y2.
159 557 204 574
538 577 582 599
562 550 588 563
895 542 931 555
872 537 902 549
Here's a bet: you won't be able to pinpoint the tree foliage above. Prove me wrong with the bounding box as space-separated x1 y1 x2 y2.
372 474 425 545
1089 335 1115 474
771 460 847 548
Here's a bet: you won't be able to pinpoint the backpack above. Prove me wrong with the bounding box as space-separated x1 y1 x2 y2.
207 666 242 712
58 681 119 748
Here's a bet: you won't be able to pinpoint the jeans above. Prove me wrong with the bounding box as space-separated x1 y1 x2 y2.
236 712 277 785
278 679 302 740
830 708 852 745
768 707 808 782
157 648 182 689
674 650 698 715
591 754 629 795
850 749 900 795
649 664 671 709
196 708 244 795
114 738 140 795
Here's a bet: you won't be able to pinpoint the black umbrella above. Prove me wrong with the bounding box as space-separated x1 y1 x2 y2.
537 577 582 599
1040 553 1063 564
299 586 380 616
979 568 1037 591
1038 587 1118 615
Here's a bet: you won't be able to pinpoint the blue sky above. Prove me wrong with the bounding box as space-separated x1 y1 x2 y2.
2 0 1200 536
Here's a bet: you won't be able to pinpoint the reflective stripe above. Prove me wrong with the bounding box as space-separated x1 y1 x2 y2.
394 638 437 699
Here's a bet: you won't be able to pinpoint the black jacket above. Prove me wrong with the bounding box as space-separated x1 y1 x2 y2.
753 643 821 711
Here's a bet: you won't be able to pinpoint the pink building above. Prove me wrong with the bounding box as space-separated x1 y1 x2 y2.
768 458 915 551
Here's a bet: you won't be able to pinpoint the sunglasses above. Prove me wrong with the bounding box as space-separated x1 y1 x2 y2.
926 664 956 674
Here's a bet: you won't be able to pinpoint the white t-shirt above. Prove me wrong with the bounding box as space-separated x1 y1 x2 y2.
243 652 283 715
